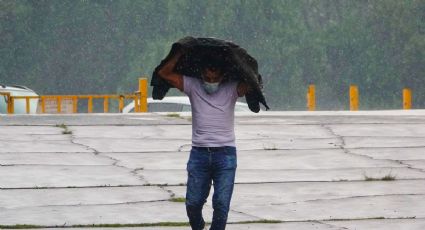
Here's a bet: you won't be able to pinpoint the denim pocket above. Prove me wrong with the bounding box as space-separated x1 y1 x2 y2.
224 146 236 155
215 151 237 170
187 148 208 172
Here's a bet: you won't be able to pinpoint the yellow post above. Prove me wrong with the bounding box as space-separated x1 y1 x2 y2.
119 96 124 113
1 92 11 114
349 85 359 111
134 97 139 113
403 88 412 110
103 96 109 113
41 96 46 113
9 97 14 114
26 97 31 114
88 96 93 113
72 96 78 113
57 96 62 113
139 78 148 112
307 84 316 111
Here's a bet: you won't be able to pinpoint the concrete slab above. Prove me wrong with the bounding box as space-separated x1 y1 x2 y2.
235 138 341 151
226 222 344 229
0 165 145 188
402 160 425 170
343 136 425 148
0 153 114 166
0 114 190 126
70 125 192 140
22 222 345 230
0 139 92 153
327 123 425 137
105 149 402 171
0 133 70 141
2 111 425 228
323 218 425 230
16 220 425 230
0 126 61 135
139 167 425 185
72 138 192 153
0 201 257 225
102 152 190 170
234 194 425 221
235 124 334 139
350 147 425 161
166 180 425 207
0 186 170 209
72 137 343 153
234 110 425 125
236 149 402 170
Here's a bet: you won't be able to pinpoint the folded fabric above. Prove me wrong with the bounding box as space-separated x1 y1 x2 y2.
151 36 269 112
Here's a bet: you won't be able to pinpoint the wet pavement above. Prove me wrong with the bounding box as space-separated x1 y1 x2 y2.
1 111 425 229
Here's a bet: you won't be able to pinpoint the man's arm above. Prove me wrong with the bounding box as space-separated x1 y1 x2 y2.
158 52 184 91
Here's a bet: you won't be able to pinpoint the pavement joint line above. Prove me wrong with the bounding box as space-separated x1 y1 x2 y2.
2 199 174 210
4 122 425 127
3 145 422 155
0 139 73 143
401 160 425 173
96 153 122 166
317 216 419 222
68 135 151 182
0 124 193 127
130 167 148 184
317 220 351 230
0 184 164 190
321 124 425 174
2 145 424 154
1 218 424 229
232 178 425 185
178 143 192 152
0 164 116 167
236 122 425 125
62 130 100 155
4 178 425 190
344 145 425 149
159 185 178 202
229 207 264 220
71 137 192 141
142 166 424 171
337 143 425 174
268 193 425 206
94 153 148 183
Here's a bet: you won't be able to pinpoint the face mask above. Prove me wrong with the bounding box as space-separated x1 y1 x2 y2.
202 81 220 94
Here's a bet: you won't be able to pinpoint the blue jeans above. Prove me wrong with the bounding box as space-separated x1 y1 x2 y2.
186 146 237 230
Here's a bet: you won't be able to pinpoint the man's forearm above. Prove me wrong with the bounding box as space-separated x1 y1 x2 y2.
157 52 184 91
159 52 183 77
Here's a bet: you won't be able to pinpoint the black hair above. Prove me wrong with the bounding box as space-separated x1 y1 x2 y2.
201 51 225 73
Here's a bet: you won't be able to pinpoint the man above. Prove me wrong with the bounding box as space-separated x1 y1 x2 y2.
158 51 249 230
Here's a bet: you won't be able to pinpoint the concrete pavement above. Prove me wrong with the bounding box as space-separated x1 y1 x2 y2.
1 111 425 229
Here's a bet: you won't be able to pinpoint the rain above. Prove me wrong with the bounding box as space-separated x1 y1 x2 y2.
1 0 424 111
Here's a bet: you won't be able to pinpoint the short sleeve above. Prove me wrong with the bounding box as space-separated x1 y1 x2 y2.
183 75 195 96
230 81 239 100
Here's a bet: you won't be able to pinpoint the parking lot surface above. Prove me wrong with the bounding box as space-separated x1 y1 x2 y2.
1 111 425 229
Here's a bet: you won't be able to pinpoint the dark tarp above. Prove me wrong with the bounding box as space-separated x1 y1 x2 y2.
151 36 269 113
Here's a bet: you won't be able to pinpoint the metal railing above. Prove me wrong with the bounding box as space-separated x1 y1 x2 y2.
306 84 413 111
2 79 415 113
2 78 148 114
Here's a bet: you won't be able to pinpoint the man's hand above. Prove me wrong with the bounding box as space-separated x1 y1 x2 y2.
237 82 250 97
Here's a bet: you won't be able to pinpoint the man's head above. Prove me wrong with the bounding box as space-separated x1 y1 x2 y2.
201 52 225 83
202 67 224 83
